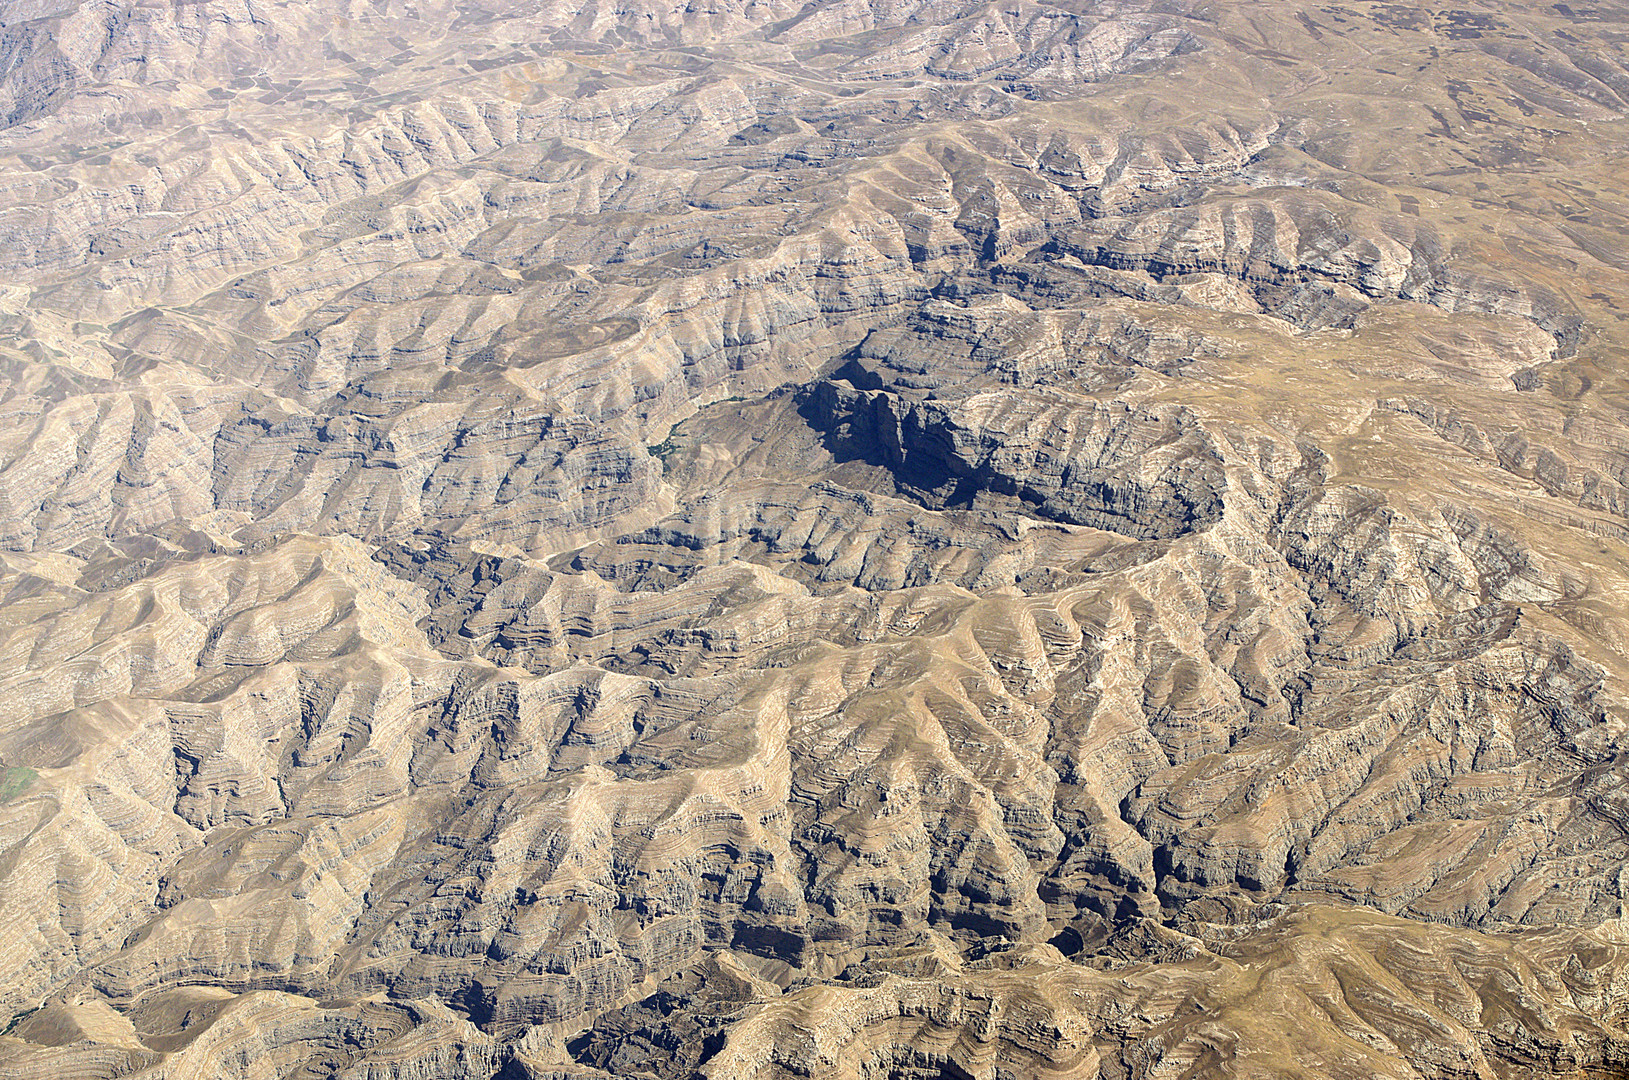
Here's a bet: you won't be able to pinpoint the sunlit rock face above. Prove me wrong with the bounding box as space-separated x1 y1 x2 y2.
4 0 1629 1076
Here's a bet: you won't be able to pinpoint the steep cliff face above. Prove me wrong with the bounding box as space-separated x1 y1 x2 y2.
3 0 1629 1077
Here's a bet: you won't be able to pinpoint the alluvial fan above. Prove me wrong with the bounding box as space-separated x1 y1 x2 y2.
3 0 1629 1076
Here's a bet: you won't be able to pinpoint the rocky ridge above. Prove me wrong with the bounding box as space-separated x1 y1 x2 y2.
2 0 1629 1076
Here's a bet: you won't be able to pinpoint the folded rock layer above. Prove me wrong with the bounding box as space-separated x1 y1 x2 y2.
2 0 1629 1076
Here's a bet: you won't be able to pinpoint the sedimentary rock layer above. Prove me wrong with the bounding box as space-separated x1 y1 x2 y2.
2 0 1629 1076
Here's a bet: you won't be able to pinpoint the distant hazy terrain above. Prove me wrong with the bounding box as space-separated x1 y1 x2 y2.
3 1 1629 1076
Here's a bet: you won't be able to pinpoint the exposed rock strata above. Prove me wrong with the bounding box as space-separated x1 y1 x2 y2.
2 0 1629 1077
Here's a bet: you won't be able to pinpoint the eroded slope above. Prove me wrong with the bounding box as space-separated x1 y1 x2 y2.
2 0 1629 1077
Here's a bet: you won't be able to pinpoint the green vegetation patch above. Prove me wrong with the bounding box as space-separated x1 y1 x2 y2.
0 767 37 804
647 424 685 473
1 1004 40 1037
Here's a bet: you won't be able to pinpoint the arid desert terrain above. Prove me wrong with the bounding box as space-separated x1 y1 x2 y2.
4 0 1629 1076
